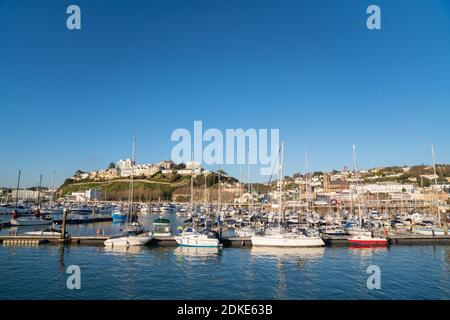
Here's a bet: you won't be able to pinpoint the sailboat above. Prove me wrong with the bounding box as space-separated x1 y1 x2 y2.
413 143 448 236
104 135 152 248
174 159 221 248
347 144 387 246
251 142 325 247
10 171 53 226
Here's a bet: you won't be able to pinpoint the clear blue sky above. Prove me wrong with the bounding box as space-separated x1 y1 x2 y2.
0 0 449 187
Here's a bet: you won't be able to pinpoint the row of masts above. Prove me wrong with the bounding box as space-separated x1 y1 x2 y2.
11 170 56 210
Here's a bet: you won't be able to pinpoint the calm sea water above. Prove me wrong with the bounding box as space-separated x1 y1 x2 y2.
0 213 449 300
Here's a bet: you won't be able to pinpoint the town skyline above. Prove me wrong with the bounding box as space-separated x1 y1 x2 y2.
1 154 449 189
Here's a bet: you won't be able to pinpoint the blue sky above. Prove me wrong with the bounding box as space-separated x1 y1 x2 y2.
0 0 449 187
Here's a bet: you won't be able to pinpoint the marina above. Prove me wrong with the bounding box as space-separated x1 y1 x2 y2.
1 209 449 247
1 241 449 300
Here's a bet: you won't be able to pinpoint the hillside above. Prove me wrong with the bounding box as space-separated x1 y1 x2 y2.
58 171 239 202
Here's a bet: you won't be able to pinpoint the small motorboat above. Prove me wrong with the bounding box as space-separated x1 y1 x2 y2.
25 224 62 236
174 227 221 248
111 208 127 221
151 217 172 237
104 233 152 247
104 221 151 247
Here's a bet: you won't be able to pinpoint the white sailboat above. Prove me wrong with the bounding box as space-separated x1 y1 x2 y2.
10 171 53 226
251 142 325 247
174 158 220 248
174 227 221 247
10 216 53 226
104 134 152 248
348 144 387 246
25 224 62 236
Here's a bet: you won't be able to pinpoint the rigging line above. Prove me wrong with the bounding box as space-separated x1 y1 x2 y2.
265 145 281 197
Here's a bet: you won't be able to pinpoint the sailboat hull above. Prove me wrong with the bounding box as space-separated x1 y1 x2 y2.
104 234 152 247
174 235 220 248
10 218 53 226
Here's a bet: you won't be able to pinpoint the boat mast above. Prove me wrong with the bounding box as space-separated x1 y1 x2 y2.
50 170 55 207
15 170 21 210
279 141 284 228
37 174 43 209
128 133 136 223
190 152 194 213
304 146 310 214
218 165 221 214
247 148 253 211
352 144 362 227
204 173 207 212
431 142 440 226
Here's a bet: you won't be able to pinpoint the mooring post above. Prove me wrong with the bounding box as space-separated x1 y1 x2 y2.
61 208 68 241
444 210 449 236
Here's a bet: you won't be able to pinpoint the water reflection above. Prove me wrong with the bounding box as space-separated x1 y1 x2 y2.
103 245 149 255
58 244 65 272
348 246 388 257
174 246 222 258
250 246 325 259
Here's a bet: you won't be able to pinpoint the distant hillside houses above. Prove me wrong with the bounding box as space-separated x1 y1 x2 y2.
71 159 209 182
66 189 102 202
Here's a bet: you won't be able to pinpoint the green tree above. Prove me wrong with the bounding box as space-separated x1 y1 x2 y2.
108 162 116 170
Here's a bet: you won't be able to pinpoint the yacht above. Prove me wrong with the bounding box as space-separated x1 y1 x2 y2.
174 227 221 247
151 217 172 237
320 225 347 236
251 227 325 247
235 226 256 238
122 221 146 234
111 207 127 221
139 205 150 214
104 232 152 247
103 134 152 248
250 142 325 248
68 205 94 215
160 204 176 213
25 224 62 236
10 214 53 226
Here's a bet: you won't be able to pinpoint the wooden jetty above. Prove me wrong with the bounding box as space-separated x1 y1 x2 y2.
323 234 450 246
1 233 450 247
221 237 252 247
70 235 110 245
389 234 450 245
0 235 60 245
